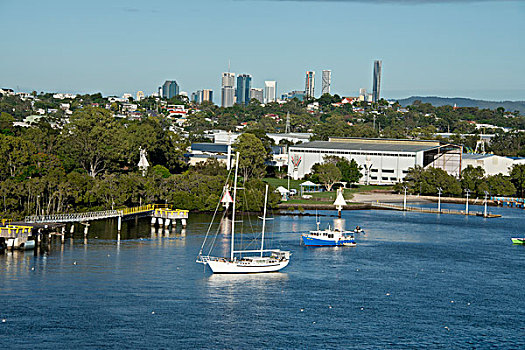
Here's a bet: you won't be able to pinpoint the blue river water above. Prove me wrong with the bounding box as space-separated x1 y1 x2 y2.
1 203 525 349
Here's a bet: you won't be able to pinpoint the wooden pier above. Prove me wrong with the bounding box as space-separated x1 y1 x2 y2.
372 202 501 218
1 204 189 251
151 208 189 228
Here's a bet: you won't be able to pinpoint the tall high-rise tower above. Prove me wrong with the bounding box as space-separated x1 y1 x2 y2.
264 81 277 103
162 80 179 99
322 70 331 95
221 72 235 107
372 60 382 103
305 71 315 99
236 74 252 105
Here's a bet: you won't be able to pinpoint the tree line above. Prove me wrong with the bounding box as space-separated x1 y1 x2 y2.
394 164 525 198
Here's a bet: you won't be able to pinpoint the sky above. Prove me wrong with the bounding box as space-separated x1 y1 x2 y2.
0 0 524 101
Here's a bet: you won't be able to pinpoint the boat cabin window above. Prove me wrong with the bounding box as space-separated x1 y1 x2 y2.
328 234 334 238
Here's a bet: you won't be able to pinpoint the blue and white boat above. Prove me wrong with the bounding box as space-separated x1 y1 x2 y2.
302 223 356 247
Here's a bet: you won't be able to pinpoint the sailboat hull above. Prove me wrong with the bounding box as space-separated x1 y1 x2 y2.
207 259 289 274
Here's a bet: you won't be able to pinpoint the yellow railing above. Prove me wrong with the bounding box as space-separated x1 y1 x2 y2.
153 208 189 218
119 204 155 216
0 225 33 236
1 218 12 226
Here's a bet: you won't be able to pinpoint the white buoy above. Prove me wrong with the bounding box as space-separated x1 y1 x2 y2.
151 217 156 225
164 219 171 227
158 218 163 226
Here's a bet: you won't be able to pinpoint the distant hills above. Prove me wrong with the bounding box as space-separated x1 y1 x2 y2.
394 96 525 114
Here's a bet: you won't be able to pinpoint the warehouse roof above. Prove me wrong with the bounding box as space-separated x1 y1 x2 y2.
462 153 510 160
289 140 448 153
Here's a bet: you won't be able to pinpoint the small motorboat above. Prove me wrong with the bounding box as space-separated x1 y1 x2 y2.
353 226 365 234
511 238 525 245
20 240 36 250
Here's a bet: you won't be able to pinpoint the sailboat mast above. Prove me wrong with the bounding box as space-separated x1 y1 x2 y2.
260 184 269 257
230 152 240 261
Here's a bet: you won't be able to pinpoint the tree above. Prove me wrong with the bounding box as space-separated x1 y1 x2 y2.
323 156 362 184
0 112 15 135
485 174 516 196
460 165 486 196
510 164 525 197
60 107 122 177
315 163 341 191
234 133 267 179
420 167 461 196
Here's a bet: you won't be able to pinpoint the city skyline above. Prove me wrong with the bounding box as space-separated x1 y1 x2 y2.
0 0 524 100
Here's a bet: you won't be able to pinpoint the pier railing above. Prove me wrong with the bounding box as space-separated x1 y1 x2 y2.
372 202 501 218
25 210 121 224
0 225 33 238
23 204 185 224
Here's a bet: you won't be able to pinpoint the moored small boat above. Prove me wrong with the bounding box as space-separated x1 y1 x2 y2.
20 240 36 250
302 223 356 247
511 238 525 245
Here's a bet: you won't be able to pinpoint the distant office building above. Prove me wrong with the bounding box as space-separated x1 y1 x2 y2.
264 81 277 103
162 80 179 99
372 60 382 103
202 89 213 103
282 90 305 101
250 88 264 103
321 70 331 95
192 89 214 104
305 71 315 99
136 91 145 101
236 74 252 105
191 90 203 104
221 72 235 107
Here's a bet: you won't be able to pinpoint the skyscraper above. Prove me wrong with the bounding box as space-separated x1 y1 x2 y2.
321 70 331 95
250 88 264 103
221 72 235 107
162 80 179 99
305 71 315 99
264 81 277 103
372 60 382 103
202 89 213 103
236 74 252 105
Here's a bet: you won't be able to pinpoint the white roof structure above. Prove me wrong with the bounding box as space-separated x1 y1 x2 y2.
275 186 290 195
300 181 318 187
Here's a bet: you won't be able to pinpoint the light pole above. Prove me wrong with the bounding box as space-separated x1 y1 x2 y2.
465 189 471 215
403 186 408 211
437 187 442 213
484 190 489 217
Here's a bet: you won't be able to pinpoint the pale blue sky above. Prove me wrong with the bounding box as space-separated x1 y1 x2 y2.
0 0 524 100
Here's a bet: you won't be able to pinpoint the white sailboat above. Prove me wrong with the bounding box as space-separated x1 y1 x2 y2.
197 153 290 274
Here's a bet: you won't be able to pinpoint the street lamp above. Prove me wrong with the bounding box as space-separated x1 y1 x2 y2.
484 190 489 217
437 187 443 213
465 189 471 215
403 186 408 211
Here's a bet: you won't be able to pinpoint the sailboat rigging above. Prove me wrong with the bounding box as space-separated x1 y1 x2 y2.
197 152 290 273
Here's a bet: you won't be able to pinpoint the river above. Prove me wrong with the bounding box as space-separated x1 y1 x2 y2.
1 204 524 349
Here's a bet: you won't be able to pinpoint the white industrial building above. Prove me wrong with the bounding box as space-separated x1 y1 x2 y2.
288 137 463 185
461 154 515 176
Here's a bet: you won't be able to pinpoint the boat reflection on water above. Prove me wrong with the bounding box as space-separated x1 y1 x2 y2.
207 272 289 287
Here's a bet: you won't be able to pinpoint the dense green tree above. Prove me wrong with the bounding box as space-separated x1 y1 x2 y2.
315 163 342 191
460 165 486 196
323 156 362 184
510 164 525 197
485 174 516 196
234 133 267 179
60 107 123 177
0 112 15 135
